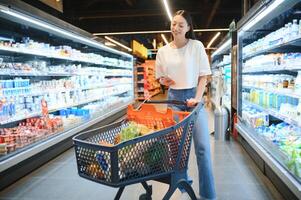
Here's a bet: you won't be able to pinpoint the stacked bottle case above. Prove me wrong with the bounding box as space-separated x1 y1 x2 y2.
0 0 134 180
236 0 301 198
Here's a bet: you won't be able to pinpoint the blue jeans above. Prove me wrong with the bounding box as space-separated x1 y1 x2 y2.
168 88 216 200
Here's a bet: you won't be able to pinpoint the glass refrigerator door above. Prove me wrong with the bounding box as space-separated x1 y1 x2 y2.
0 2 134 170
237 0 301 187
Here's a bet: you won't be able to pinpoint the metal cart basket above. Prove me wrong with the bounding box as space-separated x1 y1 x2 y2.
73 100 201 200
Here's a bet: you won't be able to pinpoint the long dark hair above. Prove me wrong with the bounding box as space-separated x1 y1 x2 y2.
173 10 196 39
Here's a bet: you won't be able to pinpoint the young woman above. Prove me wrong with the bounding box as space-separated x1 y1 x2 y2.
155 10 216 200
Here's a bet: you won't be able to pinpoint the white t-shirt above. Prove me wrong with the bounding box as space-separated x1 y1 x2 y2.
155 39 211 89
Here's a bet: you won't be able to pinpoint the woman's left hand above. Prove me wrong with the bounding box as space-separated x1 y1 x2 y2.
186 98 199 107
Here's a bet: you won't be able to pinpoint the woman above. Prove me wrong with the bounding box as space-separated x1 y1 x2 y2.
155 10 216 200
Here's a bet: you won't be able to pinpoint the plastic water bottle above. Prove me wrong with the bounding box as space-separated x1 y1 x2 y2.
292 19 298 38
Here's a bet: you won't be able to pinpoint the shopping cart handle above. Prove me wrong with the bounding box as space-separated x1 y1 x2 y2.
146 100 187 105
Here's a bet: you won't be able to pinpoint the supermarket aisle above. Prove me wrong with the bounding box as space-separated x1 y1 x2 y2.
0 96 284 200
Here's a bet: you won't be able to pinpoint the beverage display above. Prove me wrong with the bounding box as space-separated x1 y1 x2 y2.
239 1 301 183
0 33 133 159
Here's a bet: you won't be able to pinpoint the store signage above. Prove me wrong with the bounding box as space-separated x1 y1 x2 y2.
39 0 63 12
132 40 148 59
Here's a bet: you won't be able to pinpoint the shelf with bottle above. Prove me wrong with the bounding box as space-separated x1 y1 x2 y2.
0 95 132 158
135 60 160 101
0 60 133 77
0 39 132 69
242 99 300 128
236 1 301 197
243 85 301 99
241 104 301 180
0 1 135 186
243 18 301 60
243 52 301 74
0 87 132 125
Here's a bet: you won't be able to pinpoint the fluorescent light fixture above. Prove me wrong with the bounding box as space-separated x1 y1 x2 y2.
211 39 231 57
93 28 229 36
161 34 169 45
0 36 14 42
105 41 116 47
207 32 221 48
242 0 284 32
0 8 131 57
163 0 172 21
194 28 229 32
104 36 132 52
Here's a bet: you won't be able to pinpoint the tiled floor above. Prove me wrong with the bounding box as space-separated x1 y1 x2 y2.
0 94 285 200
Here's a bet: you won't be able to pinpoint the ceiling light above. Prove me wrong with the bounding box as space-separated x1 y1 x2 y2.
162 0 172 21
241 0 284 32
105 41 116 47
93 28 229 36
207 32 221 48
211 39 231 57
104 36 132 52
0 7 131 57
161 34 169 45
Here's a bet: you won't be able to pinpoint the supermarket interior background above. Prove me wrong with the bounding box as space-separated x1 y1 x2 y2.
0 0 301 200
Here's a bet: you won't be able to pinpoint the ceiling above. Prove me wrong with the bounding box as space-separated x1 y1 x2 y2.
22 0 244 53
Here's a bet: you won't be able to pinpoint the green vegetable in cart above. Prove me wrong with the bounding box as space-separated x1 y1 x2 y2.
144 141 170 170
114 122 153 144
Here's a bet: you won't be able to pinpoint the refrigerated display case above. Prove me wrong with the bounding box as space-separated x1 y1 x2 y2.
0 0 134 189
211 38 232 110
236 0 301 199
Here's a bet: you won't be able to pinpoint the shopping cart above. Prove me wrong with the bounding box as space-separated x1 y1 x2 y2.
73 100 201 200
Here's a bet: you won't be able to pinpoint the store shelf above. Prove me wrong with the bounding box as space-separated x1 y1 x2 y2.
0 100 132 172
105 75 133 78
0 89 131 125
236 123 301 199
1 82 133 98
0 71 72 77
0 71 133 77
243 100 300 128
0 46 130 69
243 86 301 99
243 36 301 61
243 64 301 74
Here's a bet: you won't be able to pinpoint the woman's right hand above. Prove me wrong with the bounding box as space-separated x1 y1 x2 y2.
159 76 175 86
